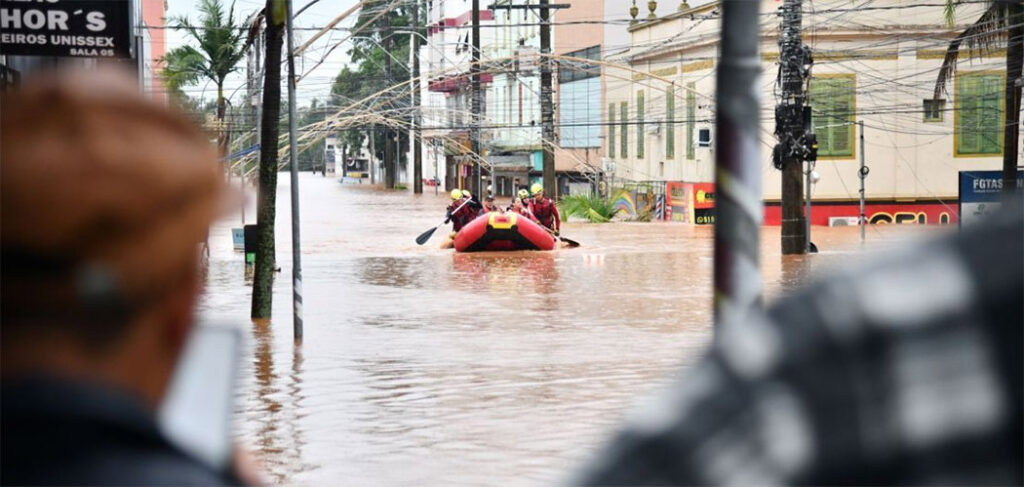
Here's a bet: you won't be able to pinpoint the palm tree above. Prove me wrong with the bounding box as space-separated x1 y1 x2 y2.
251 0 284 320
933 0 1023 195
162 0 248 155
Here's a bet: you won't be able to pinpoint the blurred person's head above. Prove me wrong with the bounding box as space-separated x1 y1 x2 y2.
1 69 224 409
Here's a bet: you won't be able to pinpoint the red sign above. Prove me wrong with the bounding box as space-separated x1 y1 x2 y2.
763 201 957 226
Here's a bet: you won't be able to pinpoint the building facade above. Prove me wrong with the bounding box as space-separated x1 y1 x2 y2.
604 0 1021 224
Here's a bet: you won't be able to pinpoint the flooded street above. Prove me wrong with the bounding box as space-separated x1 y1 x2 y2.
199 173 943 486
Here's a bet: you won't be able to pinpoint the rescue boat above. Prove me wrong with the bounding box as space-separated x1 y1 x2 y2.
453 212 557 252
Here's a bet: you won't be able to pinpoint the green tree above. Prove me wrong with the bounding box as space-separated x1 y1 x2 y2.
933 1 1023 195
162 0 248 155
330 1 416 182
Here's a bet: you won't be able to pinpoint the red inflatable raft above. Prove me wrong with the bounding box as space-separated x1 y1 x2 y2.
453 212 556 252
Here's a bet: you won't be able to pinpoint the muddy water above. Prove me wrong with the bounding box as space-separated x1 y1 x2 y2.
198 173 943 486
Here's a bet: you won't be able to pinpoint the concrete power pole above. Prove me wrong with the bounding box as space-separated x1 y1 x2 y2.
470 0 482 197
540 0 555 198
774 0 810 255
384 9 396 189
413 0 423 194
715 0 763 332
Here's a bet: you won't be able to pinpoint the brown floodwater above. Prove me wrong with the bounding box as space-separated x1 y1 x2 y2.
198 173 944 486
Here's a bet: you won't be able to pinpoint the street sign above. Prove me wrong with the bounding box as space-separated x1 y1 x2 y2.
0 1 131 58
958 170 1024 226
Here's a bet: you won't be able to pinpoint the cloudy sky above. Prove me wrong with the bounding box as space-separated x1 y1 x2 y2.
164 0 363 106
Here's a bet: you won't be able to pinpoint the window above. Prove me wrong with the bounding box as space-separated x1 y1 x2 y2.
809 75 856 158
956 72 1004 156
608 103 616 158
620 102 628 159
686 83 695 160
559 45 601 84
666 85 675 159
923 99 945 122
636 90 645 158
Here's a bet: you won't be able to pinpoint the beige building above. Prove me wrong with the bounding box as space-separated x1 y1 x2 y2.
604 0 1021 224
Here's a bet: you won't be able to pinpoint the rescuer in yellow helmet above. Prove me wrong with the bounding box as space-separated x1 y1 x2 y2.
444 188 482 234
527 183 560 235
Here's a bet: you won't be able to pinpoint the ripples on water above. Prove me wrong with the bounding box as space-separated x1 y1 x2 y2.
198 173 943 485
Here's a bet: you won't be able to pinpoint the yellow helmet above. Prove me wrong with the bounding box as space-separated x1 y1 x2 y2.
517 189 529 199
530 183 543 196
450 189 463 200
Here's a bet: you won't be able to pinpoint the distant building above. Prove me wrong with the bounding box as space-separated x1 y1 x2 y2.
605 0 1021 224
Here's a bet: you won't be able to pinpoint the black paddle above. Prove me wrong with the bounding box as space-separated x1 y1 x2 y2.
416 198 473 245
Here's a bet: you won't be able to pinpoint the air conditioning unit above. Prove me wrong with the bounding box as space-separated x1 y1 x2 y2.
829 216 860 227
602 158 616 174
646 123 661 135
698 128 712 147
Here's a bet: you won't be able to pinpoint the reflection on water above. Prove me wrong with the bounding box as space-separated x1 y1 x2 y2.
199 174 941 486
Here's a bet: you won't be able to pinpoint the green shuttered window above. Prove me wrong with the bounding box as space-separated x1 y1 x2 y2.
636 90 645 158
686 83 695 160
810 75 856 158
666 86 675 159
608 103 616 158
956 72 1004 156
620 102 628 159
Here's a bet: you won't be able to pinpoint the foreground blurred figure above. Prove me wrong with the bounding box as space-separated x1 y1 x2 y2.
1 71 242 485
578 200 1022 485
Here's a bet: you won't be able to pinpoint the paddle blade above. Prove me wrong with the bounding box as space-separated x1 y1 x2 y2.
560 236 581 248
416 226 439 245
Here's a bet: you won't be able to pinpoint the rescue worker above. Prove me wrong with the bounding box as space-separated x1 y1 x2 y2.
484 196 500 213
527 183 561 234
446 189 477 233
508 189 536 221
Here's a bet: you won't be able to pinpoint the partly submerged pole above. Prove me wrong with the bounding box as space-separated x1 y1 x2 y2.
714 0 762 332
859 120 866 243
285 0 304 341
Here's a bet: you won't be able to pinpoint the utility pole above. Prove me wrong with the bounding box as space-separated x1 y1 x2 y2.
252 0 284 320
369 125 376 184
858 120 867 243
285 0 304 341
715 0 762 331
413 0 423 194
539 0 555 198
470 0 482 196
384 9 396 189
774 0 811 255
1003 0 1022 196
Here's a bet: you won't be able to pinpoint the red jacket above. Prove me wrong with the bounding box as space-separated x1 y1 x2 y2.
447 198 479 232
528 197 560 231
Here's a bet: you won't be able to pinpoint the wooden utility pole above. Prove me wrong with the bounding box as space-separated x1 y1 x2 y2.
540 0 555 198
470 0 482 196
252 0 284 319
775 0 809 255
413 0 423 194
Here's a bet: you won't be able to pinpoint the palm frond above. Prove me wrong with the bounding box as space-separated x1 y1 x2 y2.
558 191 624 223
933 3 1007 100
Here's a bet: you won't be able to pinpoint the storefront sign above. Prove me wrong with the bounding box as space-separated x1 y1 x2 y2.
763 201 956 226
1 1 131 58
666 182 715 224
959 170 1024 226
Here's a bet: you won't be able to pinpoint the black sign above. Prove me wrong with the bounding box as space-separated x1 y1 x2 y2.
0 1 131 58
